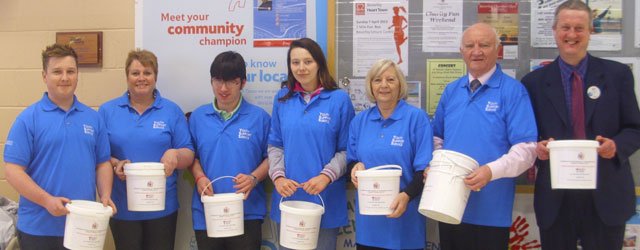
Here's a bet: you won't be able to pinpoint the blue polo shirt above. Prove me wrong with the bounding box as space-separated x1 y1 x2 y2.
98 90 193 221
347 100 433 249
4 93 111 236
189 98 270 230
432 64 537 227
269 87 355 228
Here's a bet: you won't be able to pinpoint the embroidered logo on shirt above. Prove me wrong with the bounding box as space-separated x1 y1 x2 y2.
238 128 252 140
485 101 499 112
6 140 13 146
391 135 404 147
318 112 331 123
153 121 166 129
83 124 94 136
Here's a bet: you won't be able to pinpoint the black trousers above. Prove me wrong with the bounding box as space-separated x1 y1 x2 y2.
439 222 509 250
539 190 625 250
17 230 66 250
109 211 178 250
194 219 263 250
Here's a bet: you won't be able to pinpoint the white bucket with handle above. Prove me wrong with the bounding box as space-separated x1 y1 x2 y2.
279 193 325 250
63 200 113 250
548 140 599 189
355 164 402 215
419 150 479 224
123 162 166 211
201 176 245 238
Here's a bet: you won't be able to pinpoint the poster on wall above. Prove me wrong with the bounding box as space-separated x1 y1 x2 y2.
352 0 409 77
477 2 519 59
426 59 466 115
136 0 316 114
254 0 306 47
422 0 463 53
531 0 622 51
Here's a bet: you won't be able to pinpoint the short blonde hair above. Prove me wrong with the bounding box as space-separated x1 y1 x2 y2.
125 49 158 76
42 44 78 71
364 59 408 102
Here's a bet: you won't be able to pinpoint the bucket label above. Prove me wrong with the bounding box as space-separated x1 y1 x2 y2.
551 148 597 189
358 179 398 215
127 176 166 210
204 201 243 237
64 214 108 249
282 215 320 248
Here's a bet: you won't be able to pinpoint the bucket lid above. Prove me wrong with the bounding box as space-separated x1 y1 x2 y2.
66 200 113 217
201 193 244 203
355 165 402 177
124 162 164 171
547 140 599 148
280 200 325 215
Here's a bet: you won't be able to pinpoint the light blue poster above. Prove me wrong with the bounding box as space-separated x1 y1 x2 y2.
253 0 307 47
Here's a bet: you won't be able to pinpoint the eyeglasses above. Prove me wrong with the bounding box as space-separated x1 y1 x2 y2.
212 78 241 87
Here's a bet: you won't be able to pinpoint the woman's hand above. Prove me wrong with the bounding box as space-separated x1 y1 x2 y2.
274 177 300 197
350 162 365 188
302 174 331 195
387 192 410 218
196 176 213 196
160 149 179 177
111 157 129 181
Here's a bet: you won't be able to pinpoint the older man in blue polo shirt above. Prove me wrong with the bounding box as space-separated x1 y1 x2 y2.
3 44 115 250
431 23 538 249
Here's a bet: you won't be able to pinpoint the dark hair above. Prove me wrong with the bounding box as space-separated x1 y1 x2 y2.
210 51 246 81
278 38 337 102
42 44 78 71
125 49 158 76
553 0 592 29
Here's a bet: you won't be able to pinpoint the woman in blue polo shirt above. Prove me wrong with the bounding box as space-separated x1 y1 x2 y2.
98 50 194 250
348 59 433 250
268 38 355 249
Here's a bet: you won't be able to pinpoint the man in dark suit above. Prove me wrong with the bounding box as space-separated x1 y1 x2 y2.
522 1 640 249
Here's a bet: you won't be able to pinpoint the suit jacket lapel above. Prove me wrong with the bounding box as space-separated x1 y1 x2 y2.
544 60 570 127
584 55 604 124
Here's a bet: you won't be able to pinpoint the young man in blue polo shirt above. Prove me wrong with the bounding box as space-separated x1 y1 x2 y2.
431 23 538 249
189 51 270 250
3 44 115 250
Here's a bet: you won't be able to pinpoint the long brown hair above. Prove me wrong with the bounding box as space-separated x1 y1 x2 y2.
278 38 337 102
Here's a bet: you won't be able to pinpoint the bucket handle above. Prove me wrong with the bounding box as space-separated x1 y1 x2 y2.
440 152 478 169
200 175 241 197
366 165 402 171
279 188 325 209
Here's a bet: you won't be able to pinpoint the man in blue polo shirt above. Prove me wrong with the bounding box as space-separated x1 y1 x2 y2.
431 23 538 249
3 44 115 250
189 51 270 250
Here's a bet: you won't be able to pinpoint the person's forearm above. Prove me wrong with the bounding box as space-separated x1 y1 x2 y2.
268 145 286 181
320 151 347 182
175 148 195 169
252 158 269 182
5 163 54 207
96 161 113 200
486 142 537 180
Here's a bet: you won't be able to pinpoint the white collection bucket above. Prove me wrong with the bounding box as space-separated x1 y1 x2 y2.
201 176 245 238
419 150 479 224
279 194 325 250
124 162 166 211
63 200 113 250
548 140 599 189
355 165 402 215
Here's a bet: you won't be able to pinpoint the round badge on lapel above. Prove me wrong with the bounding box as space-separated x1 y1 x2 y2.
587 86 600 100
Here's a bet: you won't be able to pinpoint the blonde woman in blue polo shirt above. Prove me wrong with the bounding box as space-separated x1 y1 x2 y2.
99 50 194 250
268 38 355 250
348 59 433 250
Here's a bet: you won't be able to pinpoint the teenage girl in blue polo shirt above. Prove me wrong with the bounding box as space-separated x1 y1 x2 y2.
189 51 270 250
348 59 432 250
99 50 194 250
268 38 355 250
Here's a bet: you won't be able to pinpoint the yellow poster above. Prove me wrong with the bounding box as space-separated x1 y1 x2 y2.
426 59 466 115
